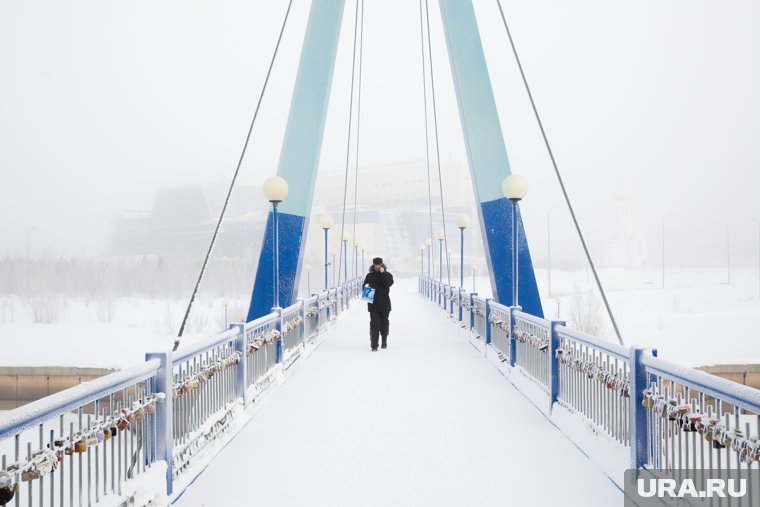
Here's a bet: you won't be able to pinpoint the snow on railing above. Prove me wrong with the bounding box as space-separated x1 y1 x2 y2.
418 275 760 474
0 277 363 506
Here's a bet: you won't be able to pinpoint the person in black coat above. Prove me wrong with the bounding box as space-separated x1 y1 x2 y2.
363 257 394 351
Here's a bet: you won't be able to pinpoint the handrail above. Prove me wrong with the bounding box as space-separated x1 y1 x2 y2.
0 359 161 441
417 274 760 473
556 325 629 361
642 354 760 414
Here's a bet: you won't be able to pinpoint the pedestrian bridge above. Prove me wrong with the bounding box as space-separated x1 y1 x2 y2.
3 276 760 506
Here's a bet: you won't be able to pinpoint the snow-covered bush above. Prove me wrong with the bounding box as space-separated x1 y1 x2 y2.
569 289 605 338
29 293 64 323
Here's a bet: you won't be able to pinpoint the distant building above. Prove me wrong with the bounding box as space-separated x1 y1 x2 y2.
110 184 265 257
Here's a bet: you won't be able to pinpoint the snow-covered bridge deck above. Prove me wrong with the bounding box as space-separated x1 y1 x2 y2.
175 279 621 506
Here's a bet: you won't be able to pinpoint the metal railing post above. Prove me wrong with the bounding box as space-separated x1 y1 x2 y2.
485 298 493 345
229 323 247 408
469 293 477 332
145 351 173 496
508 306 521 367
548 320 565 411
458 288 464 322
629 347 650 469
274 307 283 364
299 300 306 345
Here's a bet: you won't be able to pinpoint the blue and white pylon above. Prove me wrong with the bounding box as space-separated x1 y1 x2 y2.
438 0 543 317
247 0 346 321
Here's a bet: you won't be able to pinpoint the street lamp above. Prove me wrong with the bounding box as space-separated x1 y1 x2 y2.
330 250 337 288
354 241 359 279
425 237 432 277
342 231 350 282
318 214 333 290
419 244 425 275
662 214 673 289
547 205 561 297
455 214 470 288
503 175 528 306
306 264 311 295
436 229 445 283
263 176 289 308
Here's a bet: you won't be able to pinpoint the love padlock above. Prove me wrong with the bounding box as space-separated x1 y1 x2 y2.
74 439 87 453
642 390 655 408
21 468 40 482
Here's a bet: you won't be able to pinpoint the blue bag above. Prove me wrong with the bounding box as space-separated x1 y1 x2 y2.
361 284 375 304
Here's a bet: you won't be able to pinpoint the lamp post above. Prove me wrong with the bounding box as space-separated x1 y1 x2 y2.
342 232 350 282
455 214 470 288
263 176 289 308
318 214 333 290
547 205 560 297
306 264 311 295
354 242 359 279
726 222 731 285
419 244 425 275
503 175 529 306
662 214 673 289
360 242 365 272
330 251 336 289
436 229 445 283
425 238 432 277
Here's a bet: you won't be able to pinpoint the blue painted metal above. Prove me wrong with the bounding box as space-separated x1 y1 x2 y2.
438 0 543 317
548 320 565 410
275 307 283 364
145 352 173 495
508 305 520 367
324 229 329 290
247 212 305 320
459 227 464 287
469 292 477 331
273 203 280 309
629 347 648 469
230 323 248 408
458 288 463 322
248 0 346 321
485 298 492 345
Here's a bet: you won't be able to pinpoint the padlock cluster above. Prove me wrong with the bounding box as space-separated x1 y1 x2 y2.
642 390 760 463
281 315 302 335
173 353 241 399
460 300 471 312
555 348 630 398
246 329 280 356
488 315 508 333
0 393 165 503
513 327 549 352
472 306 485 317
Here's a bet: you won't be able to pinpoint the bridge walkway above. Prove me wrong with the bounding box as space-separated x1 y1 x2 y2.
175 279 621 506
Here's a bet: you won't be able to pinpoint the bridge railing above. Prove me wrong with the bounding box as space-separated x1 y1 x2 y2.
0 361 161 507
418 275 760 473
641 355 760 473
0 276 363 505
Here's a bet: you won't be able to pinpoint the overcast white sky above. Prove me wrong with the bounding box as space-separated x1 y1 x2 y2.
1 0 759 266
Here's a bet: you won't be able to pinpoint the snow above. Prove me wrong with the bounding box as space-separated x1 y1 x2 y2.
173 278 621 506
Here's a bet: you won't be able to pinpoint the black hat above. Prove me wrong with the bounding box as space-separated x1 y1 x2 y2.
372 257 383 265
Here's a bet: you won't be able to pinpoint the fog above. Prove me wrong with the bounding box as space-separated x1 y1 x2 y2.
1 0 759 271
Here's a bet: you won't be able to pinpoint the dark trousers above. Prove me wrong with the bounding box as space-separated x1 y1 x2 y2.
369 311 390 349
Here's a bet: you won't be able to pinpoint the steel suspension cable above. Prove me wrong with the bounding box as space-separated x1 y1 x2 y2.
424 0 452 284
174 0 295 352
350 0 365 275
494 0 624 346
418 0 436 280
337 0 361 287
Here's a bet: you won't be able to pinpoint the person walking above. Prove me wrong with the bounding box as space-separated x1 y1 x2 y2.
363 257 394 351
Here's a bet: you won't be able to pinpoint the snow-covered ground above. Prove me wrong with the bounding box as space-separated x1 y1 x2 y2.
173 279 622 507
458 267 760 367
1 267 758 369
